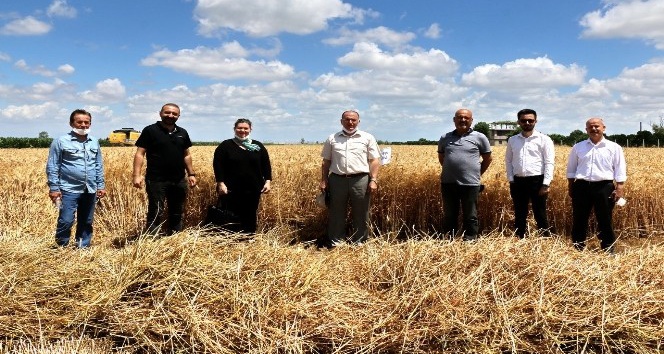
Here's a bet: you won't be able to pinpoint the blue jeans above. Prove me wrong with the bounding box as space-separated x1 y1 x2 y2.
145 178 188 235
55 191 97 248
441 183 480 240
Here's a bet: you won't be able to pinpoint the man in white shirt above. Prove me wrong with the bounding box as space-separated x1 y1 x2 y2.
506 109 555 238
320 110 381 246
566 117 627 252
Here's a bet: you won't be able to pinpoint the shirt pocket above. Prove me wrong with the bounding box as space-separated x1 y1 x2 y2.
63 148 82 158
87 147 99 161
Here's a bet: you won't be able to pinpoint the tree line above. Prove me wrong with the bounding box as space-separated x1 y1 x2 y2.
379 121 664 147
3 122 664 148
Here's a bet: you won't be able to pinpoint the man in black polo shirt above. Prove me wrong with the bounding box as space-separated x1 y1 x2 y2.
132 103 197 235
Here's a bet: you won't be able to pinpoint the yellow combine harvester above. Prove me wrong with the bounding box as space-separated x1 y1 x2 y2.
108 128 140 146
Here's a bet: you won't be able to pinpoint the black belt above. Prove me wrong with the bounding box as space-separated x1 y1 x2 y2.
574 179 612 184
514 175 543 180
331 172 368 178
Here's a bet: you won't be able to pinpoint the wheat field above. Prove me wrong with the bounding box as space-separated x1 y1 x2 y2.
0 145 662 353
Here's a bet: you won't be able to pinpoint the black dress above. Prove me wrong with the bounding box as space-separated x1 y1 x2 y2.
213 139 272 233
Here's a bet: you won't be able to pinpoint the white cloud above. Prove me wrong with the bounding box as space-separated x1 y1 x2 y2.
574 78 612 99
57 64 75 75
141 44 295 81
568 62 664 109
0 84 11 96
312 70 465 103
580 0 664 49
32 79 68 97
310 56 468 111
194 0 356 37
1 79 74 101
15 59 55 77
0 102 60 120
84 105 114 120
604 62 664 108
0 16 51 36
461 57 586 90
124 81 305 131
324 26 416 48
47 0 77 19
423 23 441 39
13 59 74 77
0 52 10 62
79 78 126 103
337 42 458 77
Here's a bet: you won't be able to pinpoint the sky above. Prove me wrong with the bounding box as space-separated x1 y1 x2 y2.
1 0 664 143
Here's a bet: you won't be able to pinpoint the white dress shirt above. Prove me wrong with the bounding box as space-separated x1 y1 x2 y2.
505 130 555 185
566 138 627 182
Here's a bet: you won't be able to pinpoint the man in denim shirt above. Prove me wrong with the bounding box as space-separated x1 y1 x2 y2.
46 109 106 248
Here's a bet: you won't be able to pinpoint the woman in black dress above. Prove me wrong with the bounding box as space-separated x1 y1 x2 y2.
213 118 272 233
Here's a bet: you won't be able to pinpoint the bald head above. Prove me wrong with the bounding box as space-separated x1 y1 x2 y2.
455 108 472 118
586 117 605 127
453 108 473 134
585 117 606 143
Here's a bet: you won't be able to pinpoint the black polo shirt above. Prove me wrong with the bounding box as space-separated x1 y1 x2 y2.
136 122 193 182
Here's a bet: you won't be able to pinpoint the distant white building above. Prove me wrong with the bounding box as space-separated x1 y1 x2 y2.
488 122 517 146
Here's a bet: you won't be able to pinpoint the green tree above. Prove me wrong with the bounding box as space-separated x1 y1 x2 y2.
38 131 49 139
635 130 654 146
650 116 664 145
473 121 490 137
548 133 567 145
607 134 628 146
566 129 587 145
651 115 664 135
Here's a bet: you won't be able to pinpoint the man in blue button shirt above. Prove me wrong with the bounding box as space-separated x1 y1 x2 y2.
46 109 106 248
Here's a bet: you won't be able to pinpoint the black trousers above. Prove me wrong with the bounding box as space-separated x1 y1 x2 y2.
509 175 550 238
570 180 616 251
145 178 188 235
441 183 480 240
227 189 262 234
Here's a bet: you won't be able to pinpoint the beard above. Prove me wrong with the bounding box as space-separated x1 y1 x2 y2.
161 117 177 126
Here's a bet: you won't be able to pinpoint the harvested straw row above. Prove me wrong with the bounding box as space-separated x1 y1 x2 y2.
1 145 662 353
0 230 662 353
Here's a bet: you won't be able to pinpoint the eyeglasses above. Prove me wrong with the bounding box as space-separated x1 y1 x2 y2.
519 119 535 124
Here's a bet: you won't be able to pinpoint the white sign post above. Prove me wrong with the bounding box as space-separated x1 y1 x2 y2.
380 147 392 165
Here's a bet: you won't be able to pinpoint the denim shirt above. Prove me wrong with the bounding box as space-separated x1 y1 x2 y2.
46 132 106 193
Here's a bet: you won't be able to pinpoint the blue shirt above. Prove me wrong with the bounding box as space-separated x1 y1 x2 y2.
46 132 106 193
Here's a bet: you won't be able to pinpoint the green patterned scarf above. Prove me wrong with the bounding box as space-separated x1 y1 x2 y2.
234 136 261 151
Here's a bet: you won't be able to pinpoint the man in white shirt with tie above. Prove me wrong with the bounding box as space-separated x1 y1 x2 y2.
566 117 627 253
506 109 554 238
